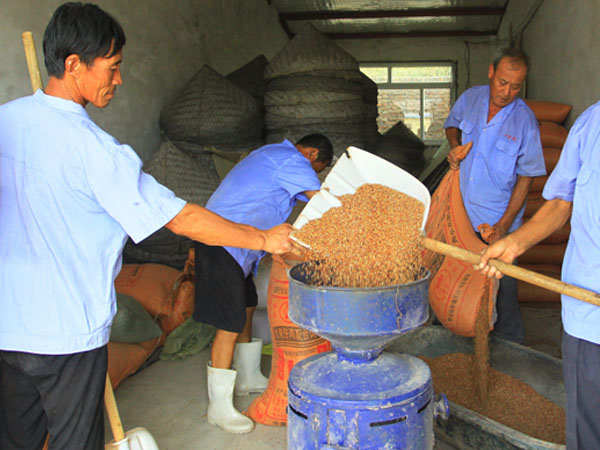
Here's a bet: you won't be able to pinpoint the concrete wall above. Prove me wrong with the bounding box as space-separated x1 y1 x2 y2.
499 0 600 128
0 0 288 161
337 37 495 101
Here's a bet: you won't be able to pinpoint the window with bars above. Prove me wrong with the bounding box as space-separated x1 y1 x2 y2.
360 62 456 144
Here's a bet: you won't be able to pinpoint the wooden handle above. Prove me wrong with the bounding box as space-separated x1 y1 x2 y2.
104 374 126 442
22 31 43 92
422 237 600 307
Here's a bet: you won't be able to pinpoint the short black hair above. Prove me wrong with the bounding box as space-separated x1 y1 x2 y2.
492 47 530 71
296 134 334 165
43 2 126 78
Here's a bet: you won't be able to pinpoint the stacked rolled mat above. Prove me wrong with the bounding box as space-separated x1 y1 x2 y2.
518 99 572 303
123 64 265 269
263 24 375 157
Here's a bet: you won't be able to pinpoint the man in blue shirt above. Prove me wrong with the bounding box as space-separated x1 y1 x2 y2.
0 4 293 449
477 101 600 449
194 134 332 434
443 47 546 343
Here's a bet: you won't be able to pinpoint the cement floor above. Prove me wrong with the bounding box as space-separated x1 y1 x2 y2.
105 303 563 449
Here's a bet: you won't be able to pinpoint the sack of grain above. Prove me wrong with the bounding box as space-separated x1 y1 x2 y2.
525 100 571 123
114 263 180 318
539 121 568 148
246 258 331 425
424 169 498 337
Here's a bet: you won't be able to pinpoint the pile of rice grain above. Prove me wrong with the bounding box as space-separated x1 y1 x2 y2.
295 183 424 287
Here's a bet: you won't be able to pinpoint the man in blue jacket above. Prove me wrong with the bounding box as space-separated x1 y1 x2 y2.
194 134 332 434
477 100 600 449
0 3 293 449
444 47 546 343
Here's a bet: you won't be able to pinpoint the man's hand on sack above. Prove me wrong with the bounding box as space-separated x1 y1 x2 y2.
477 222 507 244
447 141 473 170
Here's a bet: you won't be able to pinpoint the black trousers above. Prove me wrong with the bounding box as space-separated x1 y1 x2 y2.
562 331 600 449
0 346 107 450
491 274 524 344
474 232 524 344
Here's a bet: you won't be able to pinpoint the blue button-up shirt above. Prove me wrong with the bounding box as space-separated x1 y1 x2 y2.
444 85 546 232
0 90 186 354
543 101 600 345
207 140 321 277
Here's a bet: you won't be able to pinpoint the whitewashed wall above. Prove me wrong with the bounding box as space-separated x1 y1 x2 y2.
499 0 600 128
0 0 288 161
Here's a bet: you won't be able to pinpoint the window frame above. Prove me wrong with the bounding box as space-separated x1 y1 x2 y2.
360 61 457 145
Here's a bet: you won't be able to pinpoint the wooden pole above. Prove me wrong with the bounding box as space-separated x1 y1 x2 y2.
423 237 600 307
22 31 43 92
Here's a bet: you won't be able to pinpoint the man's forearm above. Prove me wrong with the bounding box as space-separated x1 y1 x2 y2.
446 127 462 148
496 175 532 232
165 203 267 250
508 198 572 256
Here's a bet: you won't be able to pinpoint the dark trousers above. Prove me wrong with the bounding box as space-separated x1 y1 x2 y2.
562 331 600 450
474 232 524 344
491 274 524 344
0 346 107 450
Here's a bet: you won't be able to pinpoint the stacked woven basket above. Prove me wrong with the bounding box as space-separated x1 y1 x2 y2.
263 24 376 157
124 62 266 269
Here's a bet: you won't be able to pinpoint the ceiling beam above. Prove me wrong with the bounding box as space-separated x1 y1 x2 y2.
279 7 505 22
324 30 497 39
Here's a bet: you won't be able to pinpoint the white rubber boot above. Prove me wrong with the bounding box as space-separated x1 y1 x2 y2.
233 338 269 396
206 364 254 434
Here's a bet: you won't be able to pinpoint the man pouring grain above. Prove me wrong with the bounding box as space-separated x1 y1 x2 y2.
193 134 333 434
443 47 546 343
0 3 293 449
476 100 600 449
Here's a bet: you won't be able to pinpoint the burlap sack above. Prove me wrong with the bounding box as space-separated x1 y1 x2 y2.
423 169 498 337
246 258 331 425
525 99 571 123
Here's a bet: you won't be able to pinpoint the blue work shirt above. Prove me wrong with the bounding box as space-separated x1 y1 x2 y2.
0 90 186 355
207 140 321 277
444 85 546 232
543 101 600 345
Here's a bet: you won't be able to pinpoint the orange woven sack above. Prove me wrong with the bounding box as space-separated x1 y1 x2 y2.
246 257 331 426
158 248 197 334
108 335 164 389
519 242 567 265
525 99 571 123
542 147 561 173
539 121 568 148
158 276 195 335
423 168 498 337
114 264 180 318
517 263 562 303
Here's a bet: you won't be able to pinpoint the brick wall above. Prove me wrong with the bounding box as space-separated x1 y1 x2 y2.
377 88 450 141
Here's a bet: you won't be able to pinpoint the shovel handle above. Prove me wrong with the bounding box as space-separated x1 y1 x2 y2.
105 374 126 442
422 237 600 307
22 31 43 92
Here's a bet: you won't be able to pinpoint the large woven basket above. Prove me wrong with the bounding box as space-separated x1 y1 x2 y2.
143 140 219 206
264 24 360 80
267 75 363 94
226 54 268 100
159 65 263 146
